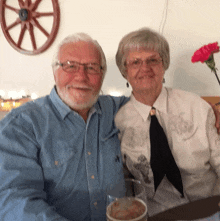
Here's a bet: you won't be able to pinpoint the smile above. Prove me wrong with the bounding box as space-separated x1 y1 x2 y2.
138 75 155 79
67 85 92 91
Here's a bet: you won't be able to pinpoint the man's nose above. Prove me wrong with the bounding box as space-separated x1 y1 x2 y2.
75 65 88 79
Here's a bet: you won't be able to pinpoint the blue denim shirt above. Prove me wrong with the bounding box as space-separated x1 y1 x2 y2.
0 87 128 221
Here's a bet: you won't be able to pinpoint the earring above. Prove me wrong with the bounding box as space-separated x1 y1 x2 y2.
126 82 129 88
163 78 165 83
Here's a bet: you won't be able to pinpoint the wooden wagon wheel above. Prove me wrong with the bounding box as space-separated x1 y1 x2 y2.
0 0 60 55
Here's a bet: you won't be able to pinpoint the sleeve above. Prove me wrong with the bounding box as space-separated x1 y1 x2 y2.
206 108 220 177
109 95 129 115
0 113 70 221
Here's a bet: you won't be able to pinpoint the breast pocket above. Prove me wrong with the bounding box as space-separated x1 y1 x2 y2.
39 140 76 169
102 128 121 161
168 114 198 140
102 128 123 180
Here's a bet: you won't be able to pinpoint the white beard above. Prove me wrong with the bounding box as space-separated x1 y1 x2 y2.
57 85 100 110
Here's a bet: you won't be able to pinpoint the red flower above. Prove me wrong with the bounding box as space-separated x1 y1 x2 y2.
191 42 219 63
192 42 220 88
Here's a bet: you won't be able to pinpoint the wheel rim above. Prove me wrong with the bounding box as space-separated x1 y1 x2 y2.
0 0 60 55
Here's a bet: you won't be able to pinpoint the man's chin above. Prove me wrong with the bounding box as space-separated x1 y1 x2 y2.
62 93 99 110
57 87 100 109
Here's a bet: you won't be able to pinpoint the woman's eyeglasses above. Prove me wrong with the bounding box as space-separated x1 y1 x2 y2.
126 58 162 69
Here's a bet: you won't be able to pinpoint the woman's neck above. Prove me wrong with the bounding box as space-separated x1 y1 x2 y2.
132 87 162 106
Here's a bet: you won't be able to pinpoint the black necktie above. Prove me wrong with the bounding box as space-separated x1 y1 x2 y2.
149 107 184 197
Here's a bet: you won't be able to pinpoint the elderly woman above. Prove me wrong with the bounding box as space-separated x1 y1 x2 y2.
114 28 220 219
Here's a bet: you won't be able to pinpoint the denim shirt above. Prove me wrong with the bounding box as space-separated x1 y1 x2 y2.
0 87 128 221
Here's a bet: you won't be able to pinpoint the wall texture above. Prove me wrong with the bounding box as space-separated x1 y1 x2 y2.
0 0 220 98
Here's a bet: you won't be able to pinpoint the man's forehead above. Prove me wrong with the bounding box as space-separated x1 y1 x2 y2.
58 41 101 61
60 41 97 52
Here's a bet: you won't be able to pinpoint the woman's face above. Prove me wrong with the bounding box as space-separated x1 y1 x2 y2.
125 49 165 96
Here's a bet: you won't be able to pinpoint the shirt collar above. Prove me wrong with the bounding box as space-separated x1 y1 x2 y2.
49 86 102 120
153 87 168 115
130 87 168 121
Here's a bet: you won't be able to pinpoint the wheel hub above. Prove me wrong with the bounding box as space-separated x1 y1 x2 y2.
19 8 29 21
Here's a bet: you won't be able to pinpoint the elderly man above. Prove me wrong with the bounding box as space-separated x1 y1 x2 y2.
0 33 127 221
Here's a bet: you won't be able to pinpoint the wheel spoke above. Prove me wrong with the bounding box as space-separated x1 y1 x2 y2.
31 18 49 37
17 23 26 48
27 23 37 50
5 4 20 14
30 0 42 11
24 0 32 7
32 11 54 18
6 18 22 31
18 0 25 8
1 0 60 54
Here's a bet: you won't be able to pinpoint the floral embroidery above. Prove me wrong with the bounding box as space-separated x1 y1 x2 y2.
169 113 194 136
122 127 148 147
124 154 150 184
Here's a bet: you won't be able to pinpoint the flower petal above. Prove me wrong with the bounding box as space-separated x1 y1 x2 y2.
191 42 219 63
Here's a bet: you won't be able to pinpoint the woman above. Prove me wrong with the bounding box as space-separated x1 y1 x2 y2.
115 28 220 219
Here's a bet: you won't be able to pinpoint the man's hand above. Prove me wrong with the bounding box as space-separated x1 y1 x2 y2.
209 102 220 134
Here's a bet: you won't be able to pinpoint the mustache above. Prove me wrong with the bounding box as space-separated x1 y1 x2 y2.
66 84 92 90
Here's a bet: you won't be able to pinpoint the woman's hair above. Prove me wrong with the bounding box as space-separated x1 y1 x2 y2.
115 27 170 78
52 33 107 75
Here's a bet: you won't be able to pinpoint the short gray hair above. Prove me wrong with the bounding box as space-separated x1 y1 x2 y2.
52 33 107 75
115 27 170 78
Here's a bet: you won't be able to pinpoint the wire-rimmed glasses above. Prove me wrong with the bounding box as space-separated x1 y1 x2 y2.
55 60 103 75
126 57 163 70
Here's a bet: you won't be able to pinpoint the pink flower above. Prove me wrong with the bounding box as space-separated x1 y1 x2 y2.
191 42 219 63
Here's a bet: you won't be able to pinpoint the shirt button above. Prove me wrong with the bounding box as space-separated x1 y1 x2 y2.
88 152 91 155
91 175 95 179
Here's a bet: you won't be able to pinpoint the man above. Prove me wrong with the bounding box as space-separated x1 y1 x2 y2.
0 33 127 221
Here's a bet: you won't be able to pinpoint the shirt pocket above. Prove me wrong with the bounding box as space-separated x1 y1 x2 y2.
168 115 198 141
102 128 121 160
102 128 124 192
39 140 76 169
102 128 123 173
102 128 120 141
181 126 198 141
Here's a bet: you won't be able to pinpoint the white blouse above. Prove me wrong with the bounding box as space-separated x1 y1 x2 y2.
115 87 220 217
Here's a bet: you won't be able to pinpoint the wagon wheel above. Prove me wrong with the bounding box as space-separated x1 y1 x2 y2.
0 0 60 55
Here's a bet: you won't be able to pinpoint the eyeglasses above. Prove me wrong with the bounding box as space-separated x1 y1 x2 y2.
126 57 163 69
55 60 103 75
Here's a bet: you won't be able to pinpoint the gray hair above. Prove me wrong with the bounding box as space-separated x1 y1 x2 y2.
115 27 170 78
52 33 107 75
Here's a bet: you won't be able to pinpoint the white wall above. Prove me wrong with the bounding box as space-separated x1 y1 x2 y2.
0 0 220 98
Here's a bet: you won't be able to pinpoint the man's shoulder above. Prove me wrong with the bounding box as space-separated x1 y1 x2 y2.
97 95 129 111
98 94 129 103
2 95 50 122
114 98 135 122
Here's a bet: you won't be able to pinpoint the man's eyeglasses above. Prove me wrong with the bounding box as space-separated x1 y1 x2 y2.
55 61 103 75
126 58 163 69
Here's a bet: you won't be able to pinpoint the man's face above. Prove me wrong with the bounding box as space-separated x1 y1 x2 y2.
54 41 104 111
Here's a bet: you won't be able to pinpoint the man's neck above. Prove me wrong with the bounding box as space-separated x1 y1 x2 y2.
76 108 90 122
